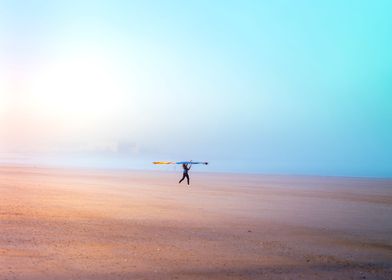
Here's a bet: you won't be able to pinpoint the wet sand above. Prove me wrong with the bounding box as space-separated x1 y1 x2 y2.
0 166 391 279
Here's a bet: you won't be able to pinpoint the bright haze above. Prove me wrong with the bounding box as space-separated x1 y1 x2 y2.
0 1 391 177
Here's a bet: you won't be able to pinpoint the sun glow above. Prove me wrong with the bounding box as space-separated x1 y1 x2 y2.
27 50 127 129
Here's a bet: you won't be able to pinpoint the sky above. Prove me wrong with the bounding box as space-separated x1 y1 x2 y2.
0 0 391 177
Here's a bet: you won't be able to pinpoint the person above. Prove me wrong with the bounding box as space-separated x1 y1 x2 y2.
179 162 191 185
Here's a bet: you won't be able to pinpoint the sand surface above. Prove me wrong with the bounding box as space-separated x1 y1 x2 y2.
0 166 391 279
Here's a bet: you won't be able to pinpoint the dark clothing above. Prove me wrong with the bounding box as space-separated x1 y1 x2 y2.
179 173 190 185
179 164 190 185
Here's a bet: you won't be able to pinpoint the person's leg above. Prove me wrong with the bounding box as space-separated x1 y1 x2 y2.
186 174 190 185
179 174 186 183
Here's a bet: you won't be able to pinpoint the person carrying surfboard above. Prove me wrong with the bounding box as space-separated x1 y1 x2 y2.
179 161 192 185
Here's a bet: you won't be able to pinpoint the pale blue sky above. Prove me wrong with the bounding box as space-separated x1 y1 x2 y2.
0 1 391 176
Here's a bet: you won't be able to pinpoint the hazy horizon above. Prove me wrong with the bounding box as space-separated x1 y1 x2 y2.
1 1 391 177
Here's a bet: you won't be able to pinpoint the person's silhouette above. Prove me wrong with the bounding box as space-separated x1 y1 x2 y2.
179 163 191 185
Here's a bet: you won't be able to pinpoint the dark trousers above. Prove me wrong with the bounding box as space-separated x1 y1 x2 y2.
179 173 190 185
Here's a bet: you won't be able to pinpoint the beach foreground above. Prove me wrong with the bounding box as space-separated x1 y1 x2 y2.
0 166 391 279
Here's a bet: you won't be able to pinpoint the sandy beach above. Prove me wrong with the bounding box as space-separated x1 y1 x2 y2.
0 165 391 279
